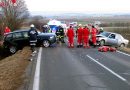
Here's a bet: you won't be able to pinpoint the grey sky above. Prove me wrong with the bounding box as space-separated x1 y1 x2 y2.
25 0 130 13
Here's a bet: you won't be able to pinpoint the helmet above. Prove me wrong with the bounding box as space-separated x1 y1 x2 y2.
78 24 82 27
43 25 46 27
100 27 103 30
30 24 34 27
45 25 48 27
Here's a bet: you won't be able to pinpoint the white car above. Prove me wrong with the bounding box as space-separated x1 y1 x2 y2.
96 31 129 47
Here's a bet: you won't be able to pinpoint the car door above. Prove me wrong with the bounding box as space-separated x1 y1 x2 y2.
13 32 25 49
4 33 14 47
22 31 30 46
116 34 123 46
107 33 118 46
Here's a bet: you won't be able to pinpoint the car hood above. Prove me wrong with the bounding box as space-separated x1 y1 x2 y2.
96 34 106 38
38 33 56 36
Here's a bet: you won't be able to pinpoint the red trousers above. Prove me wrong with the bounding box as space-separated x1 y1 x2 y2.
83 36 89 47
68 37 74 46
77 36 82 45
92 36 96 45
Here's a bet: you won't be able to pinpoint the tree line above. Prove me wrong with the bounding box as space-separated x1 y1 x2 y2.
0 0 29 39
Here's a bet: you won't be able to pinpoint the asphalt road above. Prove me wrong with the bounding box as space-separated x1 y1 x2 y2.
31 40 130 90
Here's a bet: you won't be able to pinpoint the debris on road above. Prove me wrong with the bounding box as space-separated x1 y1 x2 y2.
98 46 116 52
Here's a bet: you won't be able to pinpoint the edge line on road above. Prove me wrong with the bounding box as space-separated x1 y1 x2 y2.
33 47 42 90
117 50 130 57
86 55 127 82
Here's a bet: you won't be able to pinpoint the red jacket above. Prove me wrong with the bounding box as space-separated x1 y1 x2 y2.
77 27 83 36
4 27 11 33
83 28 89 37
91 28 97 37
67 28 74 37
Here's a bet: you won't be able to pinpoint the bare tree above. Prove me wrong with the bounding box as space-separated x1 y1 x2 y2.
29 15 48 30
0 0 29 33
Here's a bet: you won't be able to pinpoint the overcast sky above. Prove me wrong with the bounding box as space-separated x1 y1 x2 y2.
25 0 130 13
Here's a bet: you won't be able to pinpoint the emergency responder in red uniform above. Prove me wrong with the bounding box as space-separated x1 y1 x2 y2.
76 24 83 48
4 26 11 35
67 26 74 48
83 25 90 48
91 25 97 48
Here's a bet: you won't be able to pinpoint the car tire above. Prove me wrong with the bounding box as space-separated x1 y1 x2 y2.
100 40 105 46
120 43 125 48
42 40 50 47
9 46 17 54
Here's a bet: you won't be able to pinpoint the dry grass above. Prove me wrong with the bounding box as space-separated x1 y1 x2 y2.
119 47 130 54
0 47 31 90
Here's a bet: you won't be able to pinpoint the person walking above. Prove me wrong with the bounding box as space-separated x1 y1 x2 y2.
28 24 38 53
76 24 83 48
83 25 90 48
67 26 74 48
91 25 97 48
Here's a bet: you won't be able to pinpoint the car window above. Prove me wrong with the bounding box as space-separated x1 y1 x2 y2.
5 34 13 40
23 31 29 38
13 32 23 39
109 34 115 39
116 34 120 39
100 32 111 37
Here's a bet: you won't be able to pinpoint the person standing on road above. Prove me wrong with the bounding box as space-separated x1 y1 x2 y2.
58 25 65 43
28 24 38 53
91 25 97 48
83 25 90 48
47 25 52 33
99 27 104 34
42 25 48 33
67 26 74 48
76 24 83 48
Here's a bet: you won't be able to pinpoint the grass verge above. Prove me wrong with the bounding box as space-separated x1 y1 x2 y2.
0 47 31 90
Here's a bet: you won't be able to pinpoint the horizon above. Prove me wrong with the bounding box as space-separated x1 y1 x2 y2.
25 0 130 14
30 11 130 16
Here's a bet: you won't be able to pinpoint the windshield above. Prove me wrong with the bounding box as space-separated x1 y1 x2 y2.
100 32 111 37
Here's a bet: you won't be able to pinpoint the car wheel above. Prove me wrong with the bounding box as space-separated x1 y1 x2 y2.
43 40 50 47
120 43 125 48
100 40 105 46
9 46 17 54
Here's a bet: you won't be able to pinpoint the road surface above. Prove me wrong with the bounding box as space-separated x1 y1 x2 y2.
29 41 130 90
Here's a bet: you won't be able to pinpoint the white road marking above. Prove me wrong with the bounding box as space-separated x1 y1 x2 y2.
33 47 42 90
117 50 130 57
86 55 127 82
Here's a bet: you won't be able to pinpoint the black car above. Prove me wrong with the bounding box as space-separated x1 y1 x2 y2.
3 29 56 54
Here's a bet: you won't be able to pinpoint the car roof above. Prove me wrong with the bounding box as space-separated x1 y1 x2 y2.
103 31 120 35
13 29 29 33
7 29 29 34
